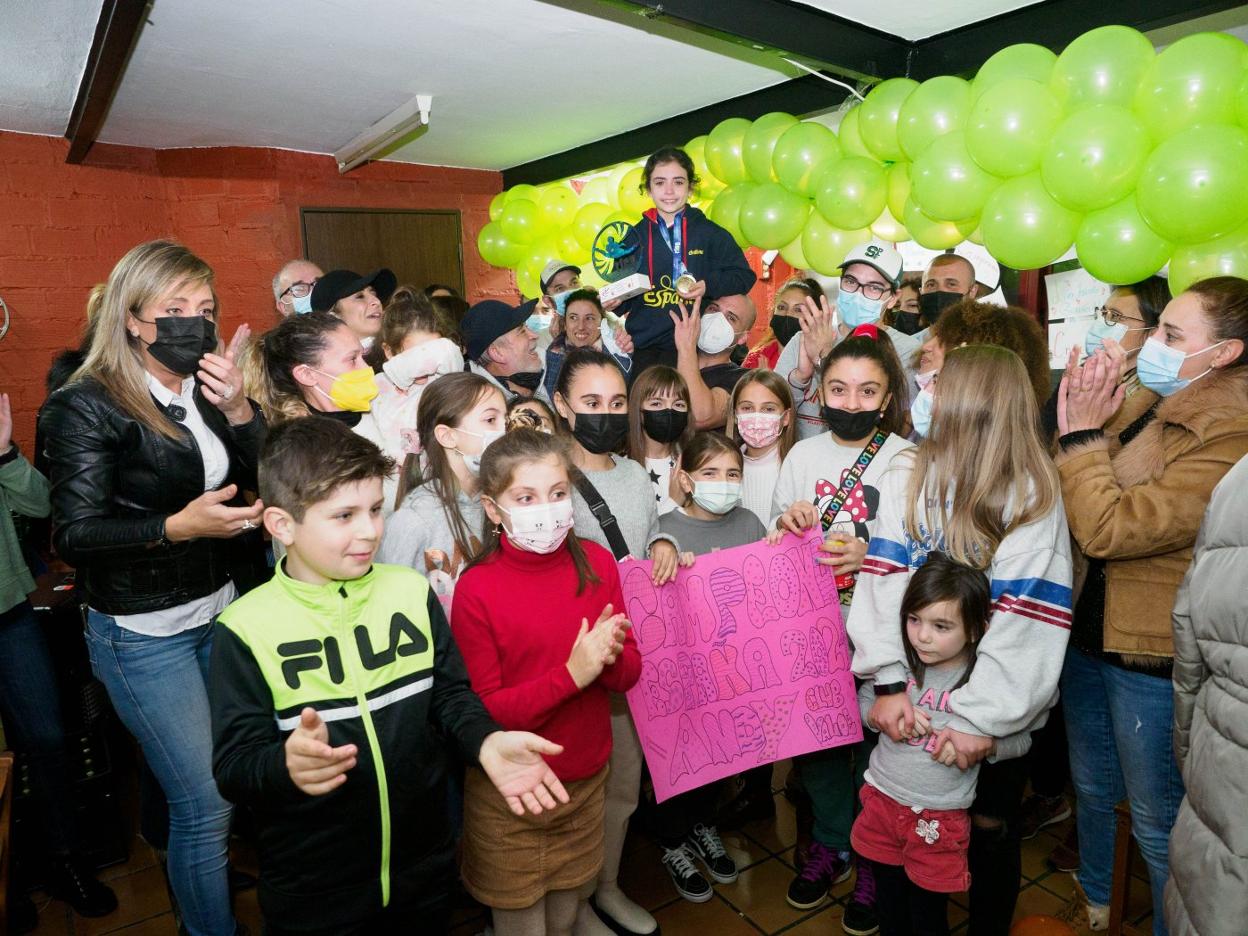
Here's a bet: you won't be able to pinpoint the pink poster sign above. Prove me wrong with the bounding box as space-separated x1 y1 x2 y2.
622 530 863 803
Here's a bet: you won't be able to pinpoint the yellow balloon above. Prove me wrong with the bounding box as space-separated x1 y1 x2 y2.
572 202 612 250
780 233 810 270
578 176 613 206
557 226 591 266
607 164 634 208
618 167 652 215
871 206 909 243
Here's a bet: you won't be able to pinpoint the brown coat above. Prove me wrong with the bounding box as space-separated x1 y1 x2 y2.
1055 366 1248 663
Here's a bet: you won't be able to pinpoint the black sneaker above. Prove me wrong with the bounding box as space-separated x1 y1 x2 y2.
687 824 738 884
842 857 879 935
1019 794 1072 840
46 858 118 918
661 845 713 903
786 841 850 910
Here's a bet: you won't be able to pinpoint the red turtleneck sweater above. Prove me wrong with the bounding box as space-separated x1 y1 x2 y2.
451 534 640 781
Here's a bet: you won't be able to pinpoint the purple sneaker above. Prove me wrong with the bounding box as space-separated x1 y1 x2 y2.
786 841 851 910
842 856 880 935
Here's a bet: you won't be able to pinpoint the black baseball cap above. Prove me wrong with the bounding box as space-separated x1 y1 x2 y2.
462 300 531 360
310 268 397 313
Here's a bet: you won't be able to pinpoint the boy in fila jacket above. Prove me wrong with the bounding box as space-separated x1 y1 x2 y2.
209 418 567 936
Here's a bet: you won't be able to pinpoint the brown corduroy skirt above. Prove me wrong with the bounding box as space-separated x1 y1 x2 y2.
460 764 608 909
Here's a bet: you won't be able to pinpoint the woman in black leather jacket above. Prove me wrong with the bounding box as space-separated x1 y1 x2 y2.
38 240 265 936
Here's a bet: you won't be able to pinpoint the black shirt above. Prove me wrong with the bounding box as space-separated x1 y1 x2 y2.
700 362 749 394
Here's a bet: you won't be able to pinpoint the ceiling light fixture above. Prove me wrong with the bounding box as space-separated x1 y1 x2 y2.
334 94 433 174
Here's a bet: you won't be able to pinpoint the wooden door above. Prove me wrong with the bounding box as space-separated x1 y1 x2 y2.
300 208 464 295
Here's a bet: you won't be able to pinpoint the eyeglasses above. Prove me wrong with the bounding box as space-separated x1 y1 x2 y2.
840 273 891 301
1095 305 1146 326
280 280 316 300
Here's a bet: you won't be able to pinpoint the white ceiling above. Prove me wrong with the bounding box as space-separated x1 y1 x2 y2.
793 0 1045 41
0 0 103 135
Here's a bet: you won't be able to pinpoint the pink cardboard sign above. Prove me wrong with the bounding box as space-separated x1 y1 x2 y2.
622 529 863 803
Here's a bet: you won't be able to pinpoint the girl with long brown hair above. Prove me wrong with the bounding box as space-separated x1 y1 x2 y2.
625 365 693 516
726 368 796 528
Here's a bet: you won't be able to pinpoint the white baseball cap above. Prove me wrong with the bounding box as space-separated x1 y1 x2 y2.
840 240 904 287
540 260 580 294
948 244 1001 293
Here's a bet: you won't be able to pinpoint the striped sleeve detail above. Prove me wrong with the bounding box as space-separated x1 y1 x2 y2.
990 577 1073 630
861 536 910 577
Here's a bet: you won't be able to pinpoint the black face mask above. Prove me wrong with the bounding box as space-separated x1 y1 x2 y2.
642 408 688 444
918 291 967 324
504 371 545 393
821 405 882 441
571 412 629 454
139 315 217 376
892 311 923 335
771 314 801 346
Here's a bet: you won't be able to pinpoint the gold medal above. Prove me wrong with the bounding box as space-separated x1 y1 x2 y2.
675 273 697 297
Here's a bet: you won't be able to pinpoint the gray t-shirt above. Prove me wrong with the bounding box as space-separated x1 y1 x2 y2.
377 484 484 576
572 455 674 560
658 505 767 557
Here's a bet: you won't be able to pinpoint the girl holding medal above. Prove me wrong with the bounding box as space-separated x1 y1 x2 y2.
615 146 756 374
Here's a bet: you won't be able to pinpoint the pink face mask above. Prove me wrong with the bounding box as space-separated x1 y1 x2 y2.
736 411 784 449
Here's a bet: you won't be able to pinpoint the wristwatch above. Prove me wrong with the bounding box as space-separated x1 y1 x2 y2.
872 681 907 697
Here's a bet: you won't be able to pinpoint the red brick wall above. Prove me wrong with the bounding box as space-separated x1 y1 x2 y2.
0 131 509 450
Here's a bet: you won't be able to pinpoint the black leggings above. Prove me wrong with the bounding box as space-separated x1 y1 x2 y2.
967 757 1028 936
872 861 949 936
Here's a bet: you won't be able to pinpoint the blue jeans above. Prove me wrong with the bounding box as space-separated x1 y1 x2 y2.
85 611 235 936
0 600 77 856
1062 647 1183 936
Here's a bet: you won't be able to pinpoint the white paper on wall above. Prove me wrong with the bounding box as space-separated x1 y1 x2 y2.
1045 268 1111 369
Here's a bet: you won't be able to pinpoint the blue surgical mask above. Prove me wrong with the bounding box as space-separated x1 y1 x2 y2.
910 386 934 438
551 290 575 316
1135 337 1227 397
292 293 313 315
837 288 886 328
692 481 742 515
1084 318 1149 357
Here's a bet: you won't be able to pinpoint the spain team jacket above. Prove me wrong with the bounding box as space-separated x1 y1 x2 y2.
208 561 499 931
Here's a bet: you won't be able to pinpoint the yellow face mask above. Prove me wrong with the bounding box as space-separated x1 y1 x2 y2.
312 366 379 412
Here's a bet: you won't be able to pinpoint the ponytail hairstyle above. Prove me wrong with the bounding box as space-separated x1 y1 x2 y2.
819 324 908 437
904 344 1059 569
472 427 601 594
726 369 797 459
627 365 693 463
1186 276 1248 367
71 240 217 439
676 431 743 507
248 311 351 422
552 346 627 435
900 552 991 689
395 372 504 554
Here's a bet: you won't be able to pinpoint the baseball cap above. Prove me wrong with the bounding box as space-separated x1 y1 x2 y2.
840 240 903 287
310 268 397 313
948 245 1001 293
540 260 580 294
462 300 531 361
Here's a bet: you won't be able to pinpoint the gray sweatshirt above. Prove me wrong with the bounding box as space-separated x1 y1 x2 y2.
377 484 484 578
572 455 676 559
657 505 767 557
859 663 1032 811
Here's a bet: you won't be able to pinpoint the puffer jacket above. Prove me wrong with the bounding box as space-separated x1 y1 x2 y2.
1164 454 1248 936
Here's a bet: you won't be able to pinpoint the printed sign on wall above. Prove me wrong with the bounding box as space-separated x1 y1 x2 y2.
622 530 862 803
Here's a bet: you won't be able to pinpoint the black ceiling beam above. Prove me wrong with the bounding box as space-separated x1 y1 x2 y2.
64 0 151 164
503 73 850 188
911 0 1246 79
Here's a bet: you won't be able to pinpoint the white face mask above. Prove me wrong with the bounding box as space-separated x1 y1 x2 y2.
499 499 575 554
697 311 738 355
452 427 504 475
382 338 464 389
691 481 742 515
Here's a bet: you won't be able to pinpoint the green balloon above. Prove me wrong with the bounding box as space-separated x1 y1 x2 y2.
837 106 873 159
886 162 911 221
705 118 753 186
981 173 1082 270
709 182 759 248
1041 105 1150 212
780 232 810 270
515 266 541 301
743 112 799 184
684 135 723 197
967 79 1061 178
801 213 870 276
572 202 612 250
1237 72 1248 131
505 184 541 205
911 132 1001 223
1137 124 1248 244
1075 196 1173 284
971 44 1058 102
859 78 919 162
538 185 577 230
1051 25 1154 111
1169 220 1248 294
773 122 841 197
903 198 976 250
899 76 972 161
488 191 507 222
477 221 522 268
870 206 908 243
1135 32 1248 141
499 198 543 244
740 182 811 248
814 156 888 231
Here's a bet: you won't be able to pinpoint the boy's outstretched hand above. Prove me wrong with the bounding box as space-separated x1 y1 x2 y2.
479 731 570 817
285 707 358 795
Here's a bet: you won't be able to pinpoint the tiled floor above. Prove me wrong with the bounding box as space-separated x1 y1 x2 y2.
24 772 1156 936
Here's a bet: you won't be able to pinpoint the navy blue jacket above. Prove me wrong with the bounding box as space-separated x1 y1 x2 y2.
620 206 756 352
